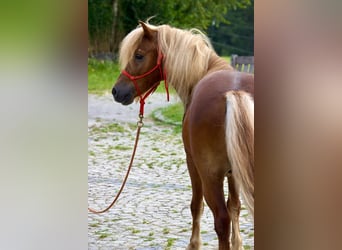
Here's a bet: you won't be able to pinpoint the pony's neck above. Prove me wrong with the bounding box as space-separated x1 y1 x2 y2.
172 53 232 107
207 53 233 75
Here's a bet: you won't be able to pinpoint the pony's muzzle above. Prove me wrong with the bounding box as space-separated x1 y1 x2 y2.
112 82 135 105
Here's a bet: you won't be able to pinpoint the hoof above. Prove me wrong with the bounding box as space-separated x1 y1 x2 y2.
186 241 202 250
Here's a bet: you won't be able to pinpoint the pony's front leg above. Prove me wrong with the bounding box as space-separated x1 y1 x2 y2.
186 153 204 250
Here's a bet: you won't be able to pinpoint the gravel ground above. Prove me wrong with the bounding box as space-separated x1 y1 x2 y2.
88 93 254 250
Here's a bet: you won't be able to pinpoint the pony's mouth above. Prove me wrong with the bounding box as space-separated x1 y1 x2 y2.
113 93 134 105
121 97 134 105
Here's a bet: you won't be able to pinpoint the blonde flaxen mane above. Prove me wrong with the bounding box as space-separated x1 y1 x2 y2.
119 23 232 105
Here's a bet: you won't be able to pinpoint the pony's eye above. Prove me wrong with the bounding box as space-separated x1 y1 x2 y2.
134 54 144 61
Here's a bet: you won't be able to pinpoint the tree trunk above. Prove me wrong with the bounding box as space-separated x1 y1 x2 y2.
110 0 119 55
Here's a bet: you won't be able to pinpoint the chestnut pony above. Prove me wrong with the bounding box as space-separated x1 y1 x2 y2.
112 22 254 250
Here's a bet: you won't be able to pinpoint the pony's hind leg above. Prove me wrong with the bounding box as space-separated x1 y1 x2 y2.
227 176 243 250
202 176 231 250
186 154 204 250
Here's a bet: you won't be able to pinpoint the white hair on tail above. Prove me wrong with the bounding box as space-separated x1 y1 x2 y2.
225 91 254 216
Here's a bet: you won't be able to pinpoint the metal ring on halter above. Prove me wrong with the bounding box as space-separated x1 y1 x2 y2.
137 121 144 128
137 115 144 127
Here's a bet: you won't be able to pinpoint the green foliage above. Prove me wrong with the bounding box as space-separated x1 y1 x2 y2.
88 0 113 41
118 0 250 31
208 0 254 55
88 0 252 55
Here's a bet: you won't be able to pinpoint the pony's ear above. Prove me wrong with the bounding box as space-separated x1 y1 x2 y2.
139 21 155 40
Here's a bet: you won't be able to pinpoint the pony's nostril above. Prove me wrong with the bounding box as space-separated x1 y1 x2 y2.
112 87 117 97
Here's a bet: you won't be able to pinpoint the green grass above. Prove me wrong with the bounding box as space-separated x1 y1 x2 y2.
222 56 231 64
89 123 126 134
88 58 120 95
151 102 183 133
165 238 176 249
95 230 111 239
127 227 141 234
152 103 184 125
113 145 131 151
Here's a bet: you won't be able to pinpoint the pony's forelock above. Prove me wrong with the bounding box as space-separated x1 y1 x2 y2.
119 28 143 70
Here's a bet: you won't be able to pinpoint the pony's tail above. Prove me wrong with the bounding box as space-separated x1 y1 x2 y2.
225 91 254 216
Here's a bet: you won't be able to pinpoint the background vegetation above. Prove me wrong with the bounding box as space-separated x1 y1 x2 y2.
88 0 253 57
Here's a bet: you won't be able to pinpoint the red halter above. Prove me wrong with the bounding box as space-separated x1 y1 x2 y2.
121 52 169 116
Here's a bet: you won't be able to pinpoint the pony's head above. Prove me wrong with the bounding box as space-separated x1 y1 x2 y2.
112 22 163 105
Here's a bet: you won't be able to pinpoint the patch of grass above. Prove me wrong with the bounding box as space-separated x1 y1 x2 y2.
113 145 131 151
107 123 126 132
127 227 140 234
95 230 111 239
151 102 183 134
160 103 184 125
163 228 170 234
152 147 160 152
146 162 154 169
221 56 231 64
107 155 115 160
165 238 176 249
98 233 110 239
145 236 155 242
88 58 120 95
154 82 177 94
89 123 126 135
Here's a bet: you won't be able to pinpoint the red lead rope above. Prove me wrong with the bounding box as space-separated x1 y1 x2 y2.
122 52 169 116
88 52 169 214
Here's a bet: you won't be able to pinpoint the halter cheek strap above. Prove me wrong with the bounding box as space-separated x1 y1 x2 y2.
121 52 169 116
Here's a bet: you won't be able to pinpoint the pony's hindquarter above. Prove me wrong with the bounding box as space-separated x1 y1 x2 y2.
183 71 254 249
225 91 254 216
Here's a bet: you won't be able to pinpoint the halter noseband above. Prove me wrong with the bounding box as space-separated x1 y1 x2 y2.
121 52 169 116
